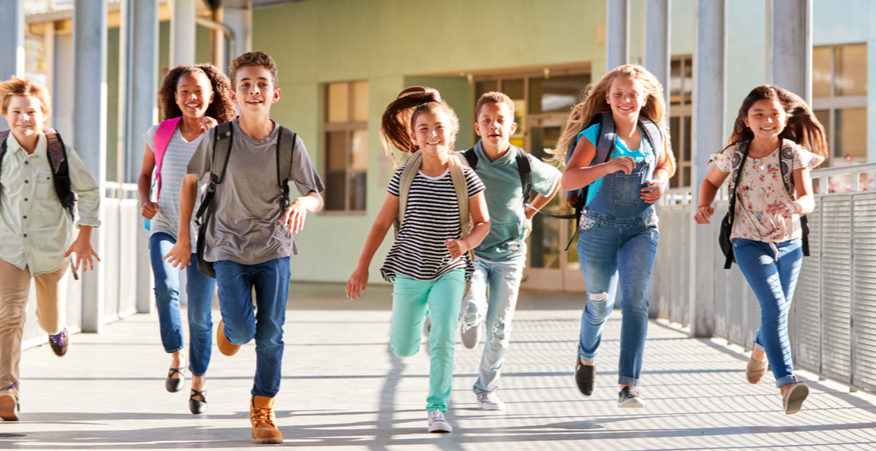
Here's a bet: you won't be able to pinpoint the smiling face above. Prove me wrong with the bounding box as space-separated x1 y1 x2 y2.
4 95 47 142
175 71 214 121
474 101 517 151
605 75 648 122
743 98 788 141
231 65 280 115
410 108 454 157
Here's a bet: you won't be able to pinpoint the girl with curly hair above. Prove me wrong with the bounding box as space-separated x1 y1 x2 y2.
136 64 234 414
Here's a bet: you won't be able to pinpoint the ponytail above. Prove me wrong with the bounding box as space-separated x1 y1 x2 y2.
380 86 459 168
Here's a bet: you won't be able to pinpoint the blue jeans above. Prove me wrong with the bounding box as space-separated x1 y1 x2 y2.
214 257 290 398
149 232 216 376
576 213 658 386
732 238 802 387
461 257 524 395
391 270 465 413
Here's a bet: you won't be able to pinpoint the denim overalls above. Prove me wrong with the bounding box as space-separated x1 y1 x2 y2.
576 158 659 387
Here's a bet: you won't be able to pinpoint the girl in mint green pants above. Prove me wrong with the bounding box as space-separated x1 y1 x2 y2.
346 87 490 433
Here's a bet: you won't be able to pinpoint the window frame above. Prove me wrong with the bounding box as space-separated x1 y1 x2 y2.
812 43 868 164
322 80 368 214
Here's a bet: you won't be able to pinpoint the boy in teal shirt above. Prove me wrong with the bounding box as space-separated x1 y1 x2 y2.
460 92 560 410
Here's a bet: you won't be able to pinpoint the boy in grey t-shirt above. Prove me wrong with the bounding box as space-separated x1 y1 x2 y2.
165 52 324 444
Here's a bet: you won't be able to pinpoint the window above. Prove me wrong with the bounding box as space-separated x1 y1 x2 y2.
669 56 693 188
324 81 368 212
813 43 867 164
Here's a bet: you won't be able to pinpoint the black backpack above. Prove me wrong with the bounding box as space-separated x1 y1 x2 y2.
194 121 297 277
462 145 532 205
0 128 76 219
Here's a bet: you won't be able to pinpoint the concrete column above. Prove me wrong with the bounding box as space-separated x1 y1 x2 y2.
690 0 726 338
0 0 24 129
767 0 812 103
644 0 671 118
73 0 108 332
223 0 252 65
170 0 196 67
122 0 159 313
606 0 630 72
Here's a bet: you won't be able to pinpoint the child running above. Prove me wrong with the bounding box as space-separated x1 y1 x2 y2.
346 87 490 433
0 77 101 420
137 64 234 414
458 91 560 411
164 52 325 443
557 64 675 408
694 85 827 415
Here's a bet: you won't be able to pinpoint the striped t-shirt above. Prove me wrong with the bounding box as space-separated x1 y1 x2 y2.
380 165 485 282
143 123 205 252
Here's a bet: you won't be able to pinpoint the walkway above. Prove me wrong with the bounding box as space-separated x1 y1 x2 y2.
4 283 876 450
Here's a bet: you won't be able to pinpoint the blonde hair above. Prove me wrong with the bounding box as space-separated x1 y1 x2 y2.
554 64 667 166
380 86 460 168
0 76 52 116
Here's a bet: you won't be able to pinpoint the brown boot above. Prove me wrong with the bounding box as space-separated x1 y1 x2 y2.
216 320 240 356
250 395 282 444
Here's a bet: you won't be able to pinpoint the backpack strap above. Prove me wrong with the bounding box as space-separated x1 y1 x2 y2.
723 141 750 269
195 121 233 220
395 151 472 238
638 117 663 161
0 130 9 194
514 147 532 204
151 117 182 202
448 154 471 236
276 127 297 210
396 151 423 230
463 147 478 169
778 139 810 257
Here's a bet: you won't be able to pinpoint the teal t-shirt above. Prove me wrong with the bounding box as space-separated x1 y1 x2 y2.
465 141 561 262
577 123 656 206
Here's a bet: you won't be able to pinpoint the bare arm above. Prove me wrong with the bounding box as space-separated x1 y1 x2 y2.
446 191 491 258
561 136 634 191
346 193 399 299
137 143 159 219
163 173 199 269
693 165 730 224
766 167 815 216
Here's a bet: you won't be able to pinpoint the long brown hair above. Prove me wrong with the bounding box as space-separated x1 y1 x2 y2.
380 86 460 167
554 64 667 165
726 85 828 162
159 64 235 123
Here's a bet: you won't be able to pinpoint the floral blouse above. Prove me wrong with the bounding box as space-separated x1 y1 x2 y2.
714 143 824 243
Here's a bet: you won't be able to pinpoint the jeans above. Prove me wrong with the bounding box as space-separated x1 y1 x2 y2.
732 238 802 387
214 257 290 398
149 232 216 376
391 270 465 413
576 213 658 386
461 257 524 395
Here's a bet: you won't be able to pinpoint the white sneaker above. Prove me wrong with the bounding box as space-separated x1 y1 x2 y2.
476 392 506 411
460 321 481 349
427 410 452 433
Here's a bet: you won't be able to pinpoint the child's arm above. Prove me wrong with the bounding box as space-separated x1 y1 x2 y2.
163 173 199 269
766 167 815 215
137 143 159 219
64 225 100 273
445 191 491 258
524 179 561 236
346 193 399 299
561 136 635 191
641 133 677 204
280 190 324 234
694 166 730 224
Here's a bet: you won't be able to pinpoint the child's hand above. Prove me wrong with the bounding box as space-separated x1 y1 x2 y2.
640 180 664 204
141 201 159 219
524 216 533 238
280 200 309 234
766 200 802 216
64 238 101 273
346 267 368 300
445 239 468 259
163 241 191 270
608 156 635 174
200 116 218 132
694 205 714 224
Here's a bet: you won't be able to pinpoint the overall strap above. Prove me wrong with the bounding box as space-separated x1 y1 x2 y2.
195 122 233 220
724 141 749 269
152 117 182 201
275 127 297 210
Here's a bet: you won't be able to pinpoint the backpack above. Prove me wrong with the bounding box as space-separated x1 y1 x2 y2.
561 113 663 248
719 139 810 269
462 145 532 206
193 121 298 277
144 117 183 231
0 128 76 219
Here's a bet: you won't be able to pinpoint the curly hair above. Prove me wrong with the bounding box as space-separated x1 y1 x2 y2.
158 64 235 122
0 76 52 116
380 86 460 168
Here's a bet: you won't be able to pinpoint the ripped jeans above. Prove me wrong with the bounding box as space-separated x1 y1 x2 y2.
461 256 525 395
576 211 658 386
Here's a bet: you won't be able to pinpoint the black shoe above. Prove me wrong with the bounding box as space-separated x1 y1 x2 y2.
575 359 595 397
165 367 184 393
618 386 644 408
189 389 207 414
48 329 68 356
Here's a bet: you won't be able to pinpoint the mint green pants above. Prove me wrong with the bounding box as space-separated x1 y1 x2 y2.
391 269 465 412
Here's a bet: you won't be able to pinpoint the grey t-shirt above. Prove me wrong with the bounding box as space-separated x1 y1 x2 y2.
186 118 325 265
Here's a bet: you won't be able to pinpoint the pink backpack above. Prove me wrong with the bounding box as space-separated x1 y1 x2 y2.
150 116 182 202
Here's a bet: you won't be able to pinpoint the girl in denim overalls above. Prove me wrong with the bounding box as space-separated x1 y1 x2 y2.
557 65 676 408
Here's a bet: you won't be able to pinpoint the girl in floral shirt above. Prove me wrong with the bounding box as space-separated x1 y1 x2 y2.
694 85 827 415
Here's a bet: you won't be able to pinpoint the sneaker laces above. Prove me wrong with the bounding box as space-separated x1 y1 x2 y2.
250 406 277 427
1 381 18 392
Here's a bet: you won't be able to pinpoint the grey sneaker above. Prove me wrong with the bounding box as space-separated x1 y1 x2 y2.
476 392 506 411
427 410 452 433
460 322 480 349
618 386 644 408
